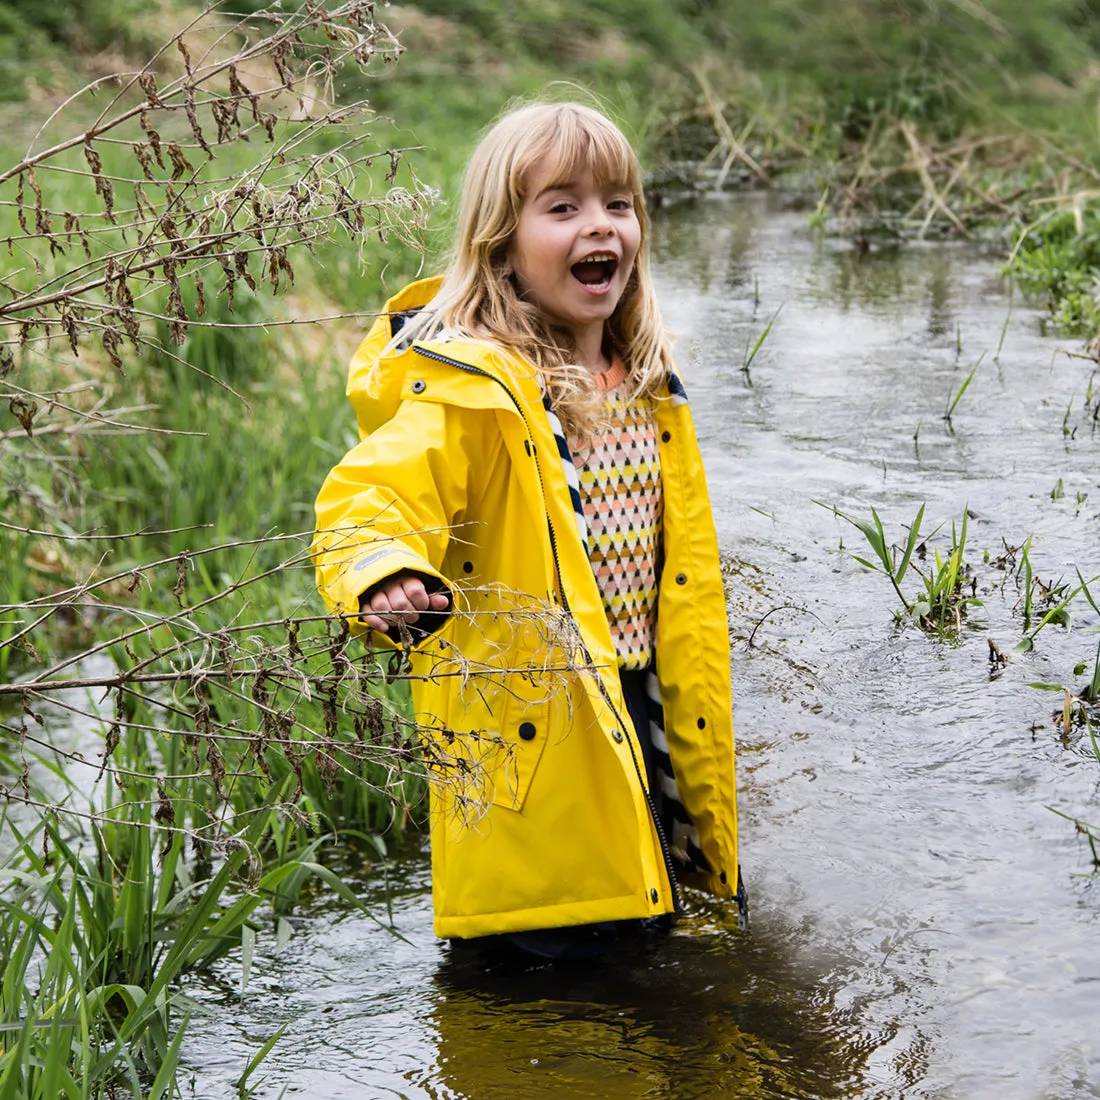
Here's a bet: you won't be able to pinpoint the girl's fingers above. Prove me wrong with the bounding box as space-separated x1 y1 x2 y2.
359 574 451 633
385 587 416 615
397 576 432 610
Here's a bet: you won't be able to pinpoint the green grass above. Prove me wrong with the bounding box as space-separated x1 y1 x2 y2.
1007 208 1100 336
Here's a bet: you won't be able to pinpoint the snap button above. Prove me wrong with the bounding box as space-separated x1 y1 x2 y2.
612 729 624 743
649 888 659 903
518 721 536 741
462 561 473 574
675 572 687 585
410 379 426 394
661 430 671 443
697 717 706 729
719 870 728 885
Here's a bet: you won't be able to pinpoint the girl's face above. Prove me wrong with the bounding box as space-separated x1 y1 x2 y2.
507 155 641 363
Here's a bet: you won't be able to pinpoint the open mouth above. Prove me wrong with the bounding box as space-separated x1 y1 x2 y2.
570 254 618 291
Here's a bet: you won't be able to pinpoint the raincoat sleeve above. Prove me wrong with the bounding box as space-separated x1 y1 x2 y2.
312 397 484 640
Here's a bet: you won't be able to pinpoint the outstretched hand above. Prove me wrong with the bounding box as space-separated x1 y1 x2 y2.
358 571 450 634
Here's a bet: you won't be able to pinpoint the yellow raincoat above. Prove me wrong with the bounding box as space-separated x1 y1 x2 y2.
313 277 740 939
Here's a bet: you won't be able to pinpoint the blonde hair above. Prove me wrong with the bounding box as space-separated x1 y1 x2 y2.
398 100 673 438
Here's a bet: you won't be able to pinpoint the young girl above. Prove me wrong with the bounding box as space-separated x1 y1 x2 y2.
313 101 744 958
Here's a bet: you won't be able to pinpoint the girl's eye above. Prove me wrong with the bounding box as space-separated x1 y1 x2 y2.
608 198 633 211
548 201 574 214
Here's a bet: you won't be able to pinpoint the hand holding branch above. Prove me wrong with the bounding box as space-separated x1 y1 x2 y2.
359 571 450 633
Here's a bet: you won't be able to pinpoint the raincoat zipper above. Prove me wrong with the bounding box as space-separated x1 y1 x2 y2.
412 344 684 912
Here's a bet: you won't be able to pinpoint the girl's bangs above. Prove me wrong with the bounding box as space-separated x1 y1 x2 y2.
522 111 640 196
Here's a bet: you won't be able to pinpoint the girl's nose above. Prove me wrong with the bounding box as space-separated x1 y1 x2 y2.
583 204 613 237
580 212 616 236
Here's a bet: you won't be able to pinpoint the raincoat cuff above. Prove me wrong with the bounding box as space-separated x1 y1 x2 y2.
323 543 452 647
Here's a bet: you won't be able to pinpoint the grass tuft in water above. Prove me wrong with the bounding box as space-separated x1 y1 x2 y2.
819 501 982 635
943 354 983 427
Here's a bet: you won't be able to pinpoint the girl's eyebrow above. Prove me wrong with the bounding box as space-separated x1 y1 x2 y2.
533 181 576 199
533 179 631 200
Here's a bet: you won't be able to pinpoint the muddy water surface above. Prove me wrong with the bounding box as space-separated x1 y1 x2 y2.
183 194 1100 1099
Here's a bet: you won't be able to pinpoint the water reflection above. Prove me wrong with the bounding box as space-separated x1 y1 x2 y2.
431 913 887 1100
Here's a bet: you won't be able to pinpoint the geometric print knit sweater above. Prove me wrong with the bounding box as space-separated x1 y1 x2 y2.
568 357 663 670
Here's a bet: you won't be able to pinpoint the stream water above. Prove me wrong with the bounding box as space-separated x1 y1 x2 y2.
181 193 1100 1099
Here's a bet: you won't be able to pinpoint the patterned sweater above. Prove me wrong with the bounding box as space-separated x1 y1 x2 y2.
569 357 663 670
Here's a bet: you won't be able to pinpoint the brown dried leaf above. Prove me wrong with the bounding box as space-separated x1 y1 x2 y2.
184 86 211 154
138 71 164 108
155 777 175 826
15 173 27 235
206 738 226 798
177 37 193 76
82 143 116 224
8 397 38 436
316 748 338 795
210 99 232 145
228 63 261 123
163 256 187 345
97 720 121 780
286 618 301 661
218 631 235 686
140 112 165 169
172 549 189 606
166 143 193 181
133 141 156 181
101 325 123 370
26 170 56 249
61 312 80 356
234 250 256 291
322 694 338 741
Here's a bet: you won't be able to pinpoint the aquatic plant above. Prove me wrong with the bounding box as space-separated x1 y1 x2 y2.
1027 636 1100 738
1016 568 1100 652
943 354 982 428
742 304 782 374
820 502 982 634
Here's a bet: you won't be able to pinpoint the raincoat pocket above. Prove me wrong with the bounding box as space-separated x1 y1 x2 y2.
485 692 552 812
428 668 563 816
